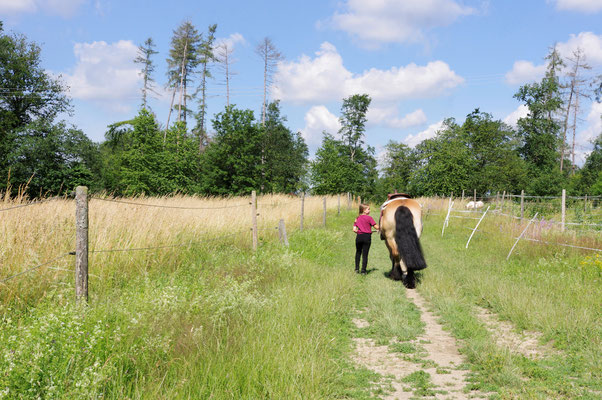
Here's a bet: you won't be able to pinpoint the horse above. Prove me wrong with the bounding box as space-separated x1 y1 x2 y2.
379 194 427 288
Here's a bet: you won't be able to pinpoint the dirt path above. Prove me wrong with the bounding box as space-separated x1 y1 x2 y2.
353 289 482 399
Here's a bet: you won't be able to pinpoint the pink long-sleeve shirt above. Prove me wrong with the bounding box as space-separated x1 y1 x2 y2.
354 215 377 234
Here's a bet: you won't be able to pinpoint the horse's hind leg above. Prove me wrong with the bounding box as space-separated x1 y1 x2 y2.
390 259 403 281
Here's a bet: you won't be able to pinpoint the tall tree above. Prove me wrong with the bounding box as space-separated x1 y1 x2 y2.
255 37 283 126
260 101 308 193
0 24 74 194
134 37 158 110
338 94 371 163
194 24 217 153
564 48 591 175
165 21 202 131
380 141 416 194
514 68 565 194
201 106 262 195
215 41 237 108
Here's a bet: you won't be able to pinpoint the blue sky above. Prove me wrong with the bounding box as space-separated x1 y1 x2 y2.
1 0 602 165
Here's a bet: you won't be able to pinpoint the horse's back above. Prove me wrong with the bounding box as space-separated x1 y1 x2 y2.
381 198 422 238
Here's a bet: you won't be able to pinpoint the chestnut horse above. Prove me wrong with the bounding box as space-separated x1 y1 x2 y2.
380 195 427 288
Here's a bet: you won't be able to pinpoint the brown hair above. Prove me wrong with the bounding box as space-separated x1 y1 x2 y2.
358 203 369 215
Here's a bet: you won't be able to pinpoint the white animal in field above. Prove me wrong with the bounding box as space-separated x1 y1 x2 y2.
466 200 484 209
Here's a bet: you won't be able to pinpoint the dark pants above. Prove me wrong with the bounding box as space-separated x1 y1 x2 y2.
355 233 372 272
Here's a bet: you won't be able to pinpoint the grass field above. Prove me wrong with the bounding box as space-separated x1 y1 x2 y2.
1 195 600 398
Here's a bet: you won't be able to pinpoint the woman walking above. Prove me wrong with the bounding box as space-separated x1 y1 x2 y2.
353 203 379 274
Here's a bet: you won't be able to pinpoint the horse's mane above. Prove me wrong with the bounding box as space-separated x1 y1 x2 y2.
387 192 412 200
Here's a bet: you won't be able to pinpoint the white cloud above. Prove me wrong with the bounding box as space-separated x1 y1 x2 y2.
327 0 475 45
368 107 427 129
300 105 341 147
505 61 547 85
554 0 602 13
0 0 36 14
503 104 529 127
403 120 444 148
62 40 141 112
215 33 246 51
557 32 602 65
0 0 85 17
579 101 602 148
272 42 464 104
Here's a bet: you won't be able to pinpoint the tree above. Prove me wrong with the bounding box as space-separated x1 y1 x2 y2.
165 21 202 130
260 101 308 193
339 94 371 163
201 106 262 195
255 38 283 126
134 37 158 110
311 134 362 195
408 119 475 196
194 24 217 153
514 70 565 194
380 141 416 194
576 132 602 194
215 40 237 108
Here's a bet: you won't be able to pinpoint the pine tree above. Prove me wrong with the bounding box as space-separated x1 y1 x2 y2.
134 37 158 110
194 24 217 153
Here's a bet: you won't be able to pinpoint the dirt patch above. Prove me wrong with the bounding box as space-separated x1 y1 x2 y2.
352 291 486 399
475 306 556 359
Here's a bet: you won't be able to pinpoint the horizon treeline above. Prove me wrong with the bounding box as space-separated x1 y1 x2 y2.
0 21 600 201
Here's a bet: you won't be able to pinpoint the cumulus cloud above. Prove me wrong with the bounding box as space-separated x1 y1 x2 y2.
0 0 85 17
403 120 444 148
272 42 464 104
215 33 246 51
579 101 602 145
0 0 36 14
62 40 141 112
503 104 529 127
505 61 547 85
326 0 475 45
557 32 602 65
368 107 427 129
554 0 602 13
300 105 341 147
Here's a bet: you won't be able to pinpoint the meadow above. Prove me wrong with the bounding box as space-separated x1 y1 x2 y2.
0 194 600 398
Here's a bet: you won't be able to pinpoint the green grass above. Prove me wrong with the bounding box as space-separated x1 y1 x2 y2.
1 204 600 399
418 212 602 399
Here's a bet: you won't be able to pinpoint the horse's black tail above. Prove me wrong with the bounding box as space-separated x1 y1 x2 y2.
394 206 427 271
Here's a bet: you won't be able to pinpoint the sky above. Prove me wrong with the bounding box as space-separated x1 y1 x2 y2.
1 0 602 166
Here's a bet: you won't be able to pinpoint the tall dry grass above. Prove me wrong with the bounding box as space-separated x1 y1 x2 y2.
0 193 348 306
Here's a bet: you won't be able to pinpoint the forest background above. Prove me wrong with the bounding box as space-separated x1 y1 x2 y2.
1 20 601 201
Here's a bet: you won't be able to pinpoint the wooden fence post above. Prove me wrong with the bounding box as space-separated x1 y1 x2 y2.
251 190 258 250
520 190 525 220
278 219 289 247
300 192 305 232
338 194 341 215
501 191 506 212
347 192 351 210
473 189 476 205
75 186 88 303
561 189 566 232
461 190 465 202
323 197 327 227
496 191 499 209
584 194 588 214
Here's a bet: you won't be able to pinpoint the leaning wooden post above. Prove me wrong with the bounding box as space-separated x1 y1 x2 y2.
520 190 525 220
466 206 490 249
323 197 327 227
507 212 539 260
251 190 258 251
561 189 566 232
75 186 89 303
300 192 305 232
337 194 341 215
278 219 289 247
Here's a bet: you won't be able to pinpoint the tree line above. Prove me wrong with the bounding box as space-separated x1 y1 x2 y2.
0 21 600 200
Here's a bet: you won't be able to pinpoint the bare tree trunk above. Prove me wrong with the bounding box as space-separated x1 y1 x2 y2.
571 85 580 175
177 39 188 124
560 82 574 172
165 88 177 140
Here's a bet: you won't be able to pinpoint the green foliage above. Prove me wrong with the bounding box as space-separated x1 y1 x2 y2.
339 94 371 163
201 105 262 195
260 101 308 193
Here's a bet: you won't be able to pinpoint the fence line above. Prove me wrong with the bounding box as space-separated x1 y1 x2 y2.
0 252 73 284
91 196 250 210
0 196 63 212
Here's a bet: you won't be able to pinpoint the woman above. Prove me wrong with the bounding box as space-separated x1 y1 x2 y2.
353 204 379 274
